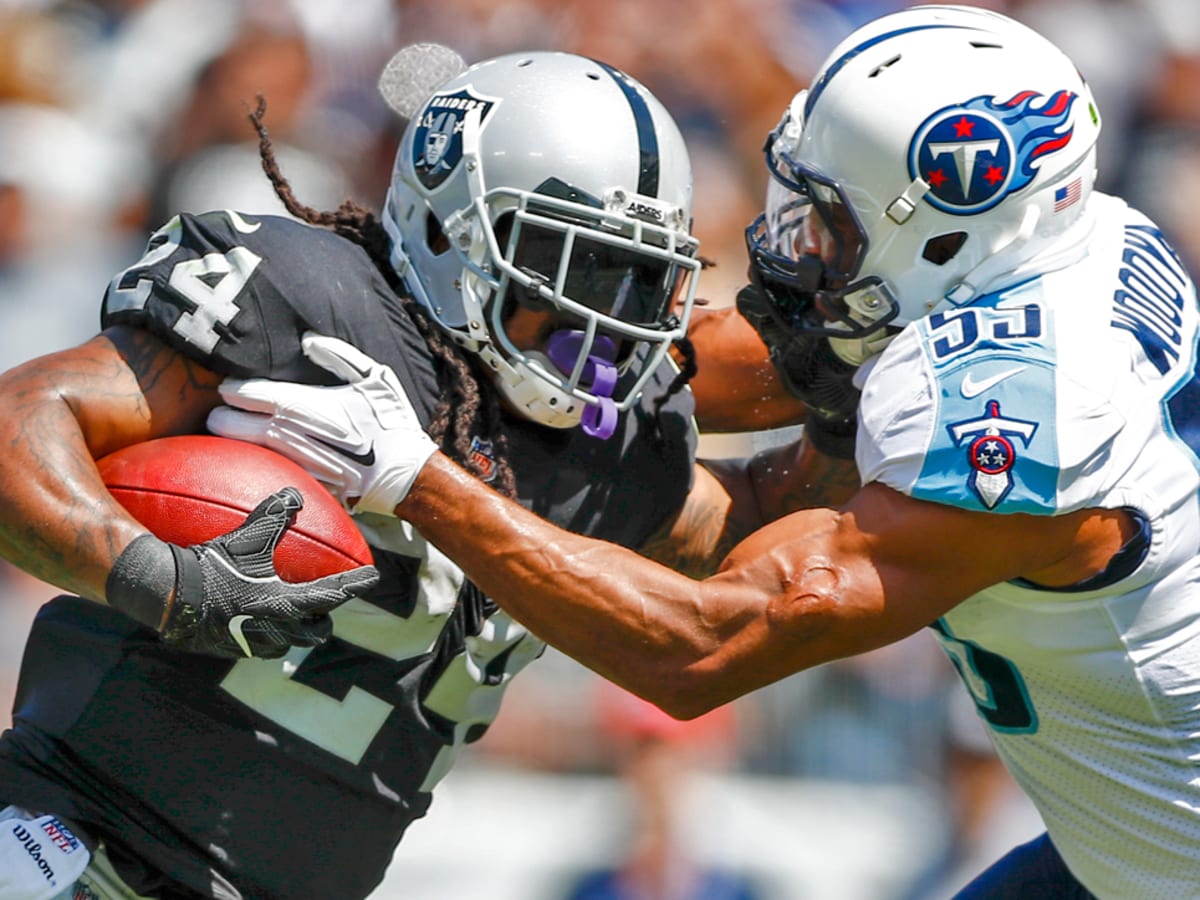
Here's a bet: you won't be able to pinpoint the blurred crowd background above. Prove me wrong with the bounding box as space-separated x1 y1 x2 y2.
1 0 1197 897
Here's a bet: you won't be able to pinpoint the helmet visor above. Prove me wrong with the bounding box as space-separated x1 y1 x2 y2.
764 155 865 285
752 115 897 339
510 220 685 328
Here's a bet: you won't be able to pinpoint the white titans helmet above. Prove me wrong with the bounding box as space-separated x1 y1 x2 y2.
382 51 701 438
746 4 1102 364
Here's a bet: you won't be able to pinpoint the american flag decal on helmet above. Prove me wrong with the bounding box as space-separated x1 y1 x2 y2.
1054 177 1082 212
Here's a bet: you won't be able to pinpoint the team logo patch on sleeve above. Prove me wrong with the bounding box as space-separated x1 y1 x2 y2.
949 400 1038 508
909 90 1077 214
412 88 499 190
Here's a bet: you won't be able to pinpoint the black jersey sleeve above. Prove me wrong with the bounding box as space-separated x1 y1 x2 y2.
508 354 698 550
100 211 439 424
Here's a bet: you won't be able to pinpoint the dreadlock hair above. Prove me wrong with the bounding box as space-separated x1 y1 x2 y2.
248 96 517 500
651 325 698 453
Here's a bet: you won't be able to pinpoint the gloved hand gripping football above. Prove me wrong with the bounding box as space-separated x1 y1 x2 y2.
106 487 380 659
207 333 438 517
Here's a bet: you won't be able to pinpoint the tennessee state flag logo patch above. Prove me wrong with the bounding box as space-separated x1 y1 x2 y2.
948 400 1038 508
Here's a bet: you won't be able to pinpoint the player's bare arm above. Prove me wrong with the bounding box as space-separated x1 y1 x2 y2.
398 454 1133 718
684 304 809 432
0 326 219 601
0 327 375 658
639 438 860 578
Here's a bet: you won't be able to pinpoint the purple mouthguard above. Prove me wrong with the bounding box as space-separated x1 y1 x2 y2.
545 330 619 439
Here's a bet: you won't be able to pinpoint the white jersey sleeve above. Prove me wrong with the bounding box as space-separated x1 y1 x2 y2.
852 193 1200 897
856 267 1127 517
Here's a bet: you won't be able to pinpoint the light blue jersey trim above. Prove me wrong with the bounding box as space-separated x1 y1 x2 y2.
911 283 1061 514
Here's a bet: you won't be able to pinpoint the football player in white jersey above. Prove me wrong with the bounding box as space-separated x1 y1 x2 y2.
216 6 1200 897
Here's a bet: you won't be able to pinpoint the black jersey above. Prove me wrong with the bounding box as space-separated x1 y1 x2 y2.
0 211 696 899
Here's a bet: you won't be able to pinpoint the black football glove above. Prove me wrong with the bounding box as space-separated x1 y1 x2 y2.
736 281 861 460
106 487 379 659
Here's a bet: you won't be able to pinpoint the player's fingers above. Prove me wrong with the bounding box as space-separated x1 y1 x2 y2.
223 489 304 568
301 332 379 383
207 406 272 444
293 566 380 615
217 377 288 414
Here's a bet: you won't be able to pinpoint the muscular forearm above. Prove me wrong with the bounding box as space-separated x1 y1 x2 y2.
685 305 809 432
399 454 805 717
0 332 216 602
750 437 861 520
0 355 146 600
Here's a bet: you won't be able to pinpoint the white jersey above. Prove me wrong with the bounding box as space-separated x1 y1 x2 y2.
856 192 1200 898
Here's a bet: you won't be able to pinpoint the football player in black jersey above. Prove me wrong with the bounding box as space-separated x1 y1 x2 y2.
0 50 848 900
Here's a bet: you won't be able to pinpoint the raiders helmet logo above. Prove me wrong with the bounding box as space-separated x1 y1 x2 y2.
412 87 500 190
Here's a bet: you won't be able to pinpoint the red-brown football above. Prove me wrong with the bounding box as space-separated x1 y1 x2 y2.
97 435 372 582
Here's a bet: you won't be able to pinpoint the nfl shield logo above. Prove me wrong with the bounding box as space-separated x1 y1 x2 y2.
469 435 497 483
412 88 499 190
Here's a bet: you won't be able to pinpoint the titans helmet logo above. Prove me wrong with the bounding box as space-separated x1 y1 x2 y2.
412 87 499 190
909 90 1077 215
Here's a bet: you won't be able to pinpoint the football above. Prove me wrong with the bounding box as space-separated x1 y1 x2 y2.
97 435 372 582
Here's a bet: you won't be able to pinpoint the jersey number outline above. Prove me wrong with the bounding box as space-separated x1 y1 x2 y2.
108 213 548 789
931 618 1038 733
927 302 1043 361
220 540 543 791
105 212 262 352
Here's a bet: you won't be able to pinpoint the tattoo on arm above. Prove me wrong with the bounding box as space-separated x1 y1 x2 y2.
638 432 860 580
0 328 220 601
637 492 744 580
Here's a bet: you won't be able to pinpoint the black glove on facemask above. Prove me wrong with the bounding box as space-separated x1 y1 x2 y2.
736 281 861 460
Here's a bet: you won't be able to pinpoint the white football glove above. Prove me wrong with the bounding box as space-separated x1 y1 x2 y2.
207 333 438 517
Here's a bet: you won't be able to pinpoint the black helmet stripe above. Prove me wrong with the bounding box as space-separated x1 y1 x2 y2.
594 60 659 198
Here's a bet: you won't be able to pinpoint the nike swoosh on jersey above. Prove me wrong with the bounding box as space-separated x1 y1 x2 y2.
960 365 1027 399
228 614 255 658
313 435 376 467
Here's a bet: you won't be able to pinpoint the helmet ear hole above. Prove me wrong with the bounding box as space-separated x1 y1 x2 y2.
922 232 968 266
426 211 451 255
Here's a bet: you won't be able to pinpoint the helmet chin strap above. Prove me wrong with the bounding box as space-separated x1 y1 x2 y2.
545 330 619 439
945 204 1041 306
